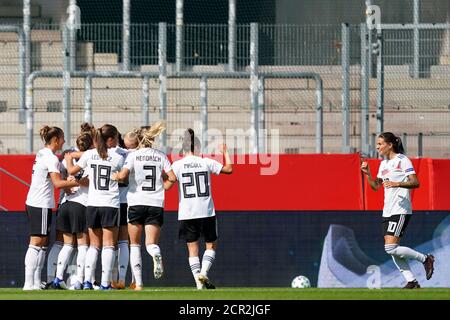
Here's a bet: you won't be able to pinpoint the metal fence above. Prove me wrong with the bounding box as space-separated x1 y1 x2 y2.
0 22 449 157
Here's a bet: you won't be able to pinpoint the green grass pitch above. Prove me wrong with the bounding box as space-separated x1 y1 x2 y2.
0 288 449 300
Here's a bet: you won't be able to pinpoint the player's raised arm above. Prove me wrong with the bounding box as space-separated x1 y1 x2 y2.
218 144 233 174
361 158 382 191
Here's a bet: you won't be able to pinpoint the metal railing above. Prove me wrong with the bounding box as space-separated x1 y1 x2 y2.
25 70 323 155
0 21 449 157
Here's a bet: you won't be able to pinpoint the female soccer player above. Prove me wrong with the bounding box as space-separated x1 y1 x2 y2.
52 131 94 290
45 123 96 288
23 126 80 290
111 130 140 289
112 122 175 290
165 129 233 290
65 124 126 290
361 132 435 289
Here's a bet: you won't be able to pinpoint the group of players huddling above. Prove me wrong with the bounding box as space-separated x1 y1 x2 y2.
23 122 232 291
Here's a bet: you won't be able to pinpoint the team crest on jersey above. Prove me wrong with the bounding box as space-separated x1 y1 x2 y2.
381 169 389 176
393 161 402 172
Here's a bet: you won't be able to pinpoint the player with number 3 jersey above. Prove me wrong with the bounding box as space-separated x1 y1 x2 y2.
113 122 174 290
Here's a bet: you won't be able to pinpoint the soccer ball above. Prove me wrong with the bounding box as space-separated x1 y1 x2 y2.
291 275 311 288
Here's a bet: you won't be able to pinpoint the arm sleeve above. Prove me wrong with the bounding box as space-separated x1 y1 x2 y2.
123 151 134 171
162 155 172 172
376 161 384 179
46 154 60 173
76 150 89 169
171 162 179 180
205 158 223 175
402 157 416 176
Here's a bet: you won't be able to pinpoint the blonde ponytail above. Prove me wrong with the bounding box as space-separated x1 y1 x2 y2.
138 121 166 148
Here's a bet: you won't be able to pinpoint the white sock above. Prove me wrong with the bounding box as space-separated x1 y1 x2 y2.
385 244 426 263
47 241 63 282
55 244 74 280
101 246 115 287
189 256 202 289
34 246 47 287
146 244 161 258
397 246 427 263
118 240 129 282
76 245 88 283
84 246 99 284
189 256 201 276
111 249 119 283
24 245 40 289
130 245 143 287
200 249 216 276
391 256 416 282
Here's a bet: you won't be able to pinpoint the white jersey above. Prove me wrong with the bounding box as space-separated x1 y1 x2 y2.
26 147 61 209
77 147 126 208
377 154 416 217
61 158 89 207
119 148 134 204
172 155 223 220
124 148 172 208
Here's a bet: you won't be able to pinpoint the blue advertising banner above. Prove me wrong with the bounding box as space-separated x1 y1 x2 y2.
0 211 448 288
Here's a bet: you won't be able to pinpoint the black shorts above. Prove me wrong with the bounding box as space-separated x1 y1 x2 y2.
119 203 128 226
179 216 218 243
26 205 52 236
382 214 411 237
128 205 164 227
86 206 120 229
56 201 87 234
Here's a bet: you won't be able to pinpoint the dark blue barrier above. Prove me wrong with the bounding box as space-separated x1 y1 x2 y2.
0 211 448 288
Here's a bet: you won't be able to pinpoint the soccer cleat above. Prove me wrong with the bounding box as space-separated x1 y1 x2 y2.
72 281 83 290
153 254 164 279
423 254 435 280
134 285 144 291
129 282 136 290
39 281 51 290
22 285 34 291
99 284 113 290
115 280 125 290
93 281 101 290
52 277 67 290
403 280 421 289
197 274 216 289
83 281 93 290
194 274 205 290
